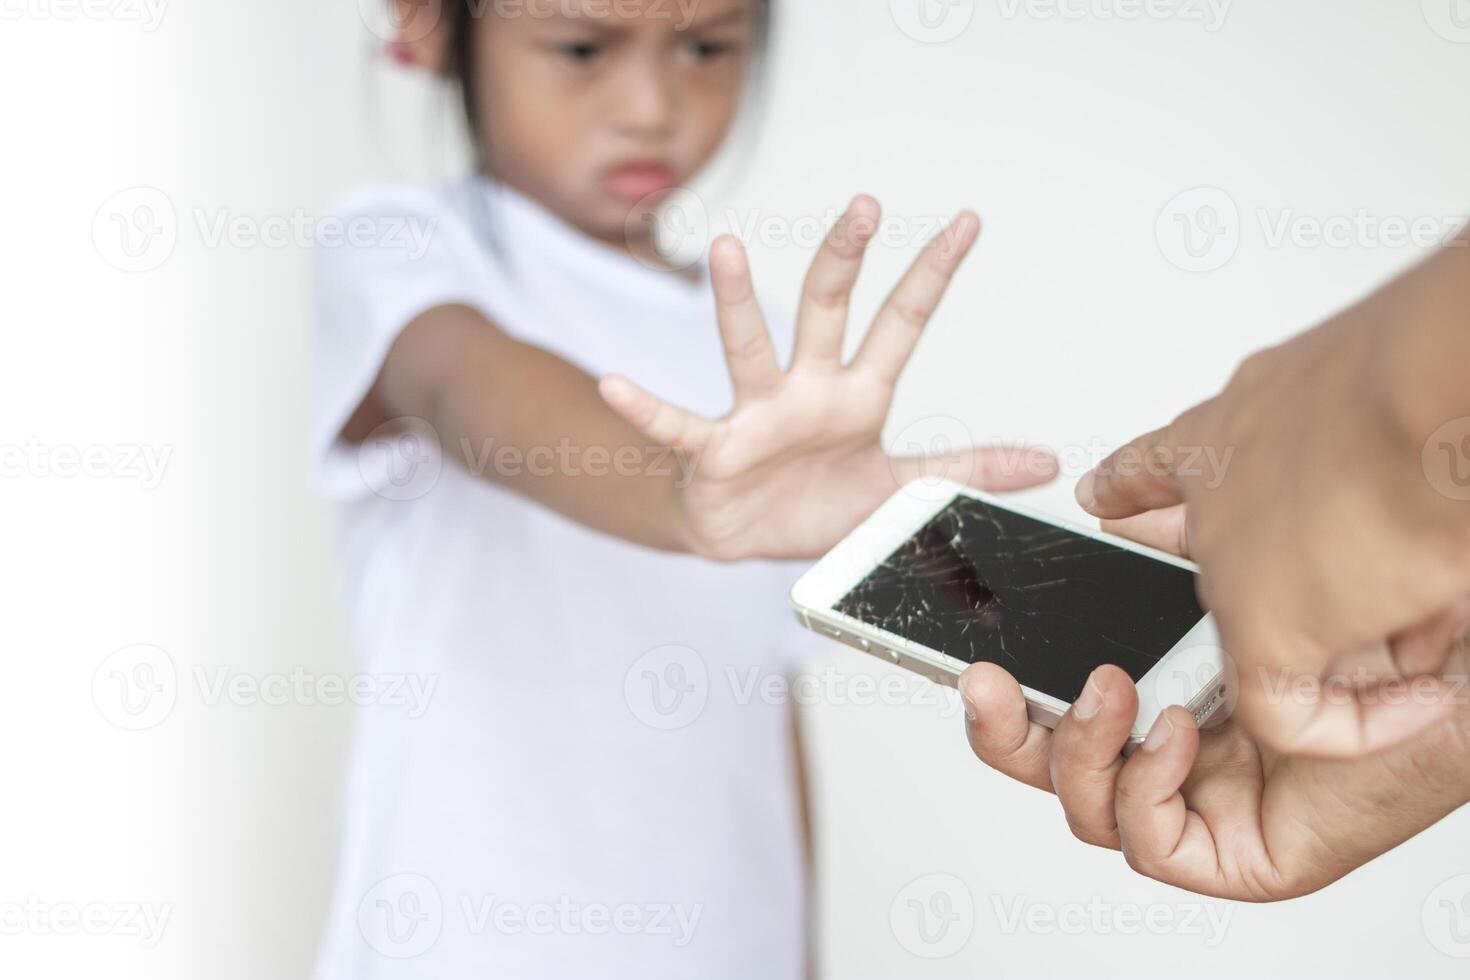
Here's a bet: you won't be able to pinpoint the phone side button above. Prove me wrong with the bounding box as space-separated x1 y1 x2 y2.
885 647 901 665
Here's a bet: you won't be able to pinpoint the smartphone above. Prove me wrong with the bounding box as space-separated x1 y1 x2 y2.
790 480 1230 747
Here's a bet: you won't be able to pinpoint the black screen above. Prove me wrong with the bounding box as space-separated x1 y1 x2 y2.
834 495 1204 703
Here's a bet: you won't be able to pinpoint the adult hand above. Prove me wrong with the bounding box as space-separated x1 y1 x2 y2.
961 505 1470 900
1074 241 1470 757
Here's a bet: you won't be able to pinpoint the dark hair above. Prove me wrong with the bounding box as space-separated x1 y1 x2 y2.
442 0 774 172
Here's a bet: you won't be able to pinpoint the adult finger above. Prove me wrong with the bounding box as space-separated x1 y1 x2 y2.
710 235 782 403
1113 707 1220 892
1047 666 1138 850
959 662 1055 792
1229 621 1458 758
1075 424 1187 520
1100 504 1191 560
853 211 981 388
1391 597 1470 678
791 195 881 369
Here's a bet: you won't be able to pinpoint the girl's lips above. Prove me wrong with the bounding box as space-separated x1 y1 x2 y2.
602 163 678 201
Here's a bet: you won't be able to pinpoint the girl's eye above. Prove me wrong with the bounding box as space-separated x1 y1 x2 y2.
685 39 738 61
557 42 603 64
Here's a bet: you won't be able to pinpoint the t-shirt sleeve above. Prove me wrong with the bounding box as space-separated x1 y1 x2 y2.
308 185 500 501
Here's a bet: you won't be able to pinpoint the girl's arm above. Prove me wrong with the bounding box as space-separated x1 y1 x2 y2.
346 197 1058 561
347 301 691 552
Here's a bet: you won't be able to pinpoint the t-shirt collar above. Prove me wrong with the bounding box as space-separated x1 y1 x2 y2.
469 175 713 309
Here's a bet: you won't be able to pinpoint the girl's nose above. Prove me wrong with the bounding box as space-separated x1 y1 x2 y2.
610 59 678 140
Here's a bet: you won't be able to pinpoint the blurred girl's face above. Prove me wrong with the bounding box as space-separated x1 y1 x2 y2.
406 0 760 249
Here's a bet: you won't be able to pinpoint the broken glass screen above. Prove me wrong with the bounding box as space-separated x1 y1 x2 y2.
834 494 1204 703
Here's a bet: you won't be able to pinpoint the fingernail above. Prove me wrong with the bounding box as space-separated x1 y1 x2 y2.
1143 712 1175 752
1072 676 1104 720
960 689 977 722
1075 471 1097 511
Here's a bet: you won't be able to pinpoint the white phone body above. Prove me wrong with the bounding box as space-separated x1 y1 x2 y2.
790 480 1229 748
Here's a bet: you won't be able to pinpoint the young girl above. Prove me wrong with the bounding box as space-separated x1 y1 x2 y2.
310 1 1054 976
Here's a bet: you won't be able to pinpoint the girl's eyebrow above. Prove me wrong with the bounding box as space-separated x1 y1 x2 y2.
531 4 750 34
682 7 753 31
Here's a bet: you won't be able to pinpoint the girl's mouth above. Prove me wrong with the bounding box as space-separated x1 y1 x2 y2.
602 162 679 202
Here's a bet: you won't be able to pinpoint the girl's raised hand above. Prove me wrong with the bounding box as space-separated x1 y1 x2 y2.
598 195 1057 562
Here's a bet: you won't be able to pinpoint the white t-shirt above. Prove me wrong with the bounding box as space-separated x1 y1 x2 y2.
309 177 818 980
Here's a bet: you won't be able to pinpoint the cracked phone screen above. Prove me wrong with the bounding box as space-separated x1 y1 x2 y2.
834 494 1204 703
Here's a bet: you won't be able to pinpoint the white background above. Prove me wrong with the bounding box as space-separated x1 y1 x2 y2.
3 0 1470 976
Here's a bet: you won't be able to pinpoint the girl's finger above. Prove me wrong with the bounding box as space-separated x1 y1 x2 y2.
959 662 1055 792
791 195 880 370
1047 666 1138 850
1114 707 1217 889
888 445 1058 494
598 374 715 453
1100 504 1191 560
853 211 981 387
709 235 783 403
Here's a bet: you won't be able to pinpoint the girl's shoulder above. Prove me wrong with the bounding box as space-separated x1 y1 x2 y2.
314 178 497 291
326 179 474 225
322 178 484 255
